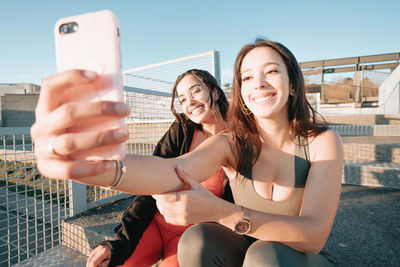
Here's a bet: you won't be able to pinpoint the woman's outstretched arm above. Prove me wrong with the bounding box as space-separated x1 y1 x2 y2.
32 69 233 195
76 134 233 195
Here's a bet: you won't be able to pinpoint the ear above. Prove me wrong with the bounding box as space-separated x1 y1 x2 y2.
289 84 295 96
212 89 219 101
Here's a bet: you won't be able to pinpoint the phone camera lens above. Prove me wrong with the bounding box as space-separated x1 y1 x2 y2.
60 24 69 34
59 22 78 35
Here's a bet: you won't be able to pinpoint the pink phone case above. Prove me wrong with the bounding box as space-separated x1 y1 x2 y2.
55 10 126 161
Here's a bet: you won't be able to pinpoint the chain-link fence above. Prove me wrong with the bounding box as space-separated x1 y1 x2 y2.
0 128 70 266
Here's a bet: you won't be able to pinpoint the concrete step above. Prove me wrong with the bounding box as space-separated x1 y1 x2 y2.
343 161 400 188
61 197 131 256
342 136 400 164
324 114 400 125
330 124 400 136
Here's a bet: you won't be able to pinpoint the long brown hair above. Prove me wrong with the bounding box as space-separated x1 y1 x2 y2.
170 69 229 125
228 38 327 172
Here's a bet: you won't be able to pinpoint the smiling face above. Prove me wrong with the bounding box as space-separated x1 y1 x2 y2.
176 74 217 124
240 47 291 120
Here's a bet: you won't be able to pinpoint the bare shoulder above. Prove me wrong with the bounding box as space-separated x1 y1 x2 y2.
199 133 230 148
191 133 235 167
310 129 342 145
308 129 343 162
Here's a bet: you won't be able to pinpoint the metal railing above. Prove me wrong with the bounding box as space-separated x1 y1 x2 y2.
0 128 69 266
300 52 395 106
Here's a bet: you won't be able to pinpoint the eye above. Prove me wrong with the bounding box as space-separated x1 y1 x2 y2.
266 69 278 75
191 87 202 96
241 75 252 82
179 98 186 105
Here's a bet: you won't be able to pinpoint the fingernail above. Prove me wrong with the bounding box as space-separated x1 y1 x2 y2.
83 70 98 79
113 128 128 141
115 103 129 114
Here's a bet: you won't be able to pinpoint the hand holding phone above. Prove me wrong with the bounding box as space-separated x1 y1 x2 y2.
55 10 126 161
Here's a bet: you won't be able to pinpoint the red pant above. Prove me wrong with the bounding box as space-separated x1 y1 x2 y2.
119 212 189 267
119 167 225 267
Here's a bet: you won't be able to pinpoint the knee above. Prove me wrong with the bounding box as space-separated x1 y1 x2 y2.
178 224 217 259
177 224 213 267
178 224 205 255
243 241 303 267
178 223 245 267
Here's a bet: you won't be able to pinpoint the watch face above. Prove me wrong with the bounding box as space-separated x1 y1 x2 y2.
235 220 250 234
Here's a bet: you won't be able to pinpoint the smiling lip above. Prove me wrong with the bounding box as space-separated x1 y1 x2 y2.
254 93 275 103
190 105 204 115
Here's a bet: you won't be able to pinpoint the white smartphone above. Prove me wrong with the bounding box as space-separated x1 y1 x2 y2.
54 10 126 161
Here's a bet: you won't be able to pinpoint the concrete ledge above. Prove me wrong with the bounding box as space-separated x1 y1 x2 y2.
343 161 400 188
61 197 133 256
324 114 400 125
330 124 400 136
343 142 400 164
62 220 115 256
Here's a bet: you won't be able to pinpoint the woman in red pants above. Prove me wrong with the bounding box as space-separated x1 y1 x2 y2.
87 69 232 267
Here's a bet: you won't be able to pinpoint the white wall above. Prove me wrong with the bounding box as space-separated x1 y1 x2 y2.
378 65 400 114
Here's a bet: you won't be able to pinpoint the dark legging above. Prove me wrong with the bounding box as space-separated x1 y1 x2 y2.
178 223 334 267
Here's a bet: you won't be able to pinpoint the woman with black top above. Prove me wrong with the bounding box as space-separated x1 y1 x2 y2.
87 69 231 267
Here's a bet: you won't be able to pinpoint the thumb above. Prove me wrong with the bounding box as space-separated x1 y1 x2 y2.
175 165 202 190
98 260 110 267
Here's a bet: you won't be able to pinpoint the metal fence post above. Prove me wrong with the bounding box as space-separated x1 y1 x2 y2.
68 181 87 216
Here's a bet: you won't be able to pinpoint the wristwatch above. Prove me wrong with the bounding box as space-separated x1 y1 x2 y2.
234 206 251 235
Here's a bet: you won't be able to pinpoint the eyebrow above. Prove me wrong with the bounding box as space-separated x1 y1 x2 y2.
178 83 202 97
241 62 280 75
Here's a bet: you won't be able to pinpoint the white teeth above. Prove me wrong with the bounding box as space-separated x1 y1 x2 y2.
191 106 203 115
255 95 273 102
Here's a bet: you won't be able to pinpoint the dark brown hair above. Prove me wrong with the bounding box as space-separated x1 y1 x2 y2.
170 69 229 125
229 38 327 172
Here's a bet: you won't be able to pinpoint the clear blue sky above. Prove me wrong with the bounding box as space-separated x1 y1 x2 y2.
1 0 398 86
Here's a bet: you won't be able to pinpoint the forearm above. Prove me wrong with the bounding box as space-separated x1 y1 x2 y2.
214 200 327 253
75 155 184 194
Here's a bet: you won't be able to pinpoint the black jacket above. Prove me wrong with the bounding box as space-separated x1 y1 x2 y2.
99 115 233 266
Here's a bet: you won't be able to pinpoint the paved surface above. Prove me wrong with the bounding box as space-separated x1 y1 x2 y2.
14 245 87 267
15 184 400 267
326 185 400 266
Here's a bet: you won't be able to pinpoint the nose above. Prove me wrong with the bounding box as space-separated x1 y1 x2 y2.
186 96 196 107
254 73 267 90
